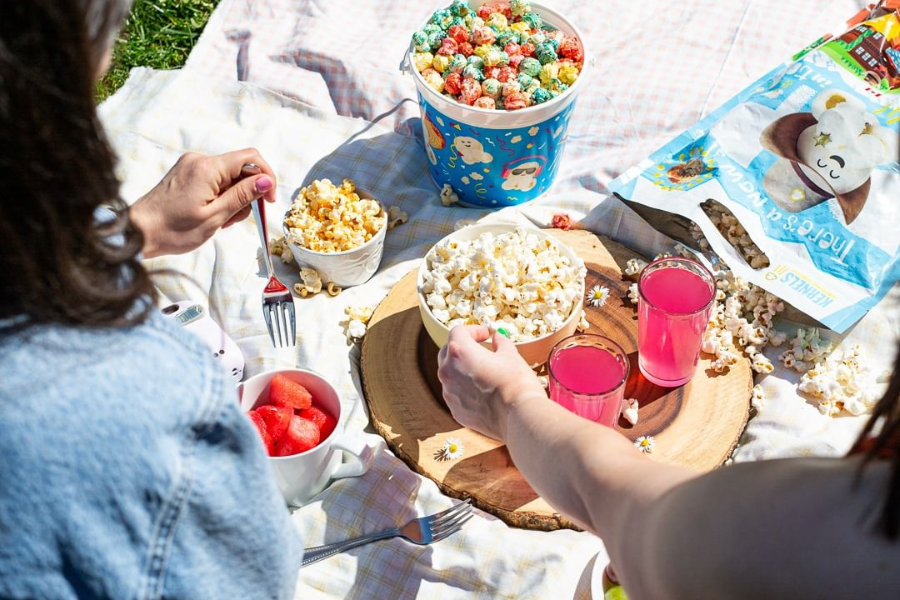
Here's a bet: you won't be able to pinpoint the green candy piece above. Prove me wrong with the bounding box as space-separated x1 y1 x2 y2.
449 0 469 17
497 327 511 338
604 586 630 600
431 8 451 28
450 54 468 73
519 57 542 77
523 13 543 31
535 42 558 65
462 65 485 81
510 0 531 17
484 48 510 67
495 30 518 47
531 87 551 104
482 78 502 97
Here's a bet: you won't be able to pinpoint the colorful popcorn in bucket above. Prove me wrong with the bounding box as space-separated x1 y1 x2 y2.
406 1 589 208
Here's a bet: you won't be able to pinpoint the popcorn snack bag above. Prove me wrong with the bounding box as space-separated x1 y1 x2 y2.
609 4 900 333
406 0 589 208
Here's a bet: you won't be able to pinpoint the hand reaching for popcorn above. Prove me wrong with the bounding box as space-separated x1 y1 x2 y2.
129 148 277 258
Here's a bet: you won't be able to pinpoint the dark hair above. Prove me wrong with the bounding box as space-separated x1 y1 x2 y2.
854 346 900 539
0 0 154 330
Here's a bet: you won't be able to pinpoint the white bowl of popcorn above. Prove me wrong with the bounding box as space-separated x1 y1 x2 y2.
283 179 387 287
417 224 586 366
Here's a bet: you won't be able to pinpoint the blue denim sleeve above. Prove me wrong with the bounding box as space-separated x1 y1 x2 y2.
0 310 303 600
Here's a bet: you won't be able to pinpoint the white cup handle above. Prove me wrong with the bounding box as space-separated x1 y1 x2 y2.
330 433 375 480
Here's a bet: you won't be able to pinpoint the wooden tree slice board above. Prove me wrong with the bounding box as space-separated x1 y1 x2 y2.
360 230 752 531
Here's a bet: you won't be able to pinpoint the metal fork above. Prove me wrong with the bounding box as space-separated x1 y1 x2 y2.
244 163 296 348
301 499 473 567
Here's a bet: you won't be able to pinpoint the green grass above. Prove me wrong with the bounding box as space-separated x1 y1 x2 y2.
97 0 221 101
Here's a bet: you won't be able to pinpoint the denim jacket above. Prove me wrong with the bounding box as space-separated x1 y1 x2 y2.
0 307 303 599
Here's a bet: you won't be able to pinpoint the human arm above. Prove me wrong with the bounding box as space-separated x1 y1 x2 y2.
437 326 900 600
129 148 277 258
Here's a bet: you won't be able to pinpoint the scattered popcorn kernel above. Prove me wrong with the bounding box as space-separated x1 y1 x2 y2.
440 183 460 207
750 385 766 411
268 235 295 264
326 282 342 296
387 206 408 230
621 397 639 425
799 344 886 417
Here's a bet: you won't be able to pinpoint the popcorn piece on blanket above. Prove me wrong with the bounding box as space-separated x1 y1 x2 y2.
778 327 832 373
440 183 460 207
750 384 766 411
701 271 784 374
269 235 295 264
550 213 572 230
799 344 887 417
294 267 323 297
344 305 375 342
420 227 585 342
387 206 408 230
284 179 385 253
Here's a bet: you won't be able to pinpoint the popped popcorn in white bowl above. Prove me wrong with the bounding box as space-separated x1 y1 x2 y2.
283 179 387 287
417 224 586 366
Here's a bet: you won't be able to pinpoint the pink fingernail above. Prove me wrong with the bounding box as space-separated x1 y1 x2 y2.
255 176 273 193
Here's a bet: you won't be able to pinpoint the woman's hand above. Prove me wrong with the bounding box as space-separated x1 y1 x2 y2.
130 148 277 258
437 325 547 441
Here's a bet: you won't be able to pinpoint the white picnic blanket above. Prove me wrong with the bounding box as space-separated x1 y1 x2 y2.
99 1 899 598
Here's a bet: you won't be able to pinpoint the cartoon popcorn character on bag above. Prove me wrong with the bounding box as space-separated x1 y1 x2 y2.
760 89 897 224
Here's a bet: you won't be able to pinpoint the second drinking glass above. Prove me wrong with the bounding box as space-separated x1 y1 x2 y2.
637 257 716 387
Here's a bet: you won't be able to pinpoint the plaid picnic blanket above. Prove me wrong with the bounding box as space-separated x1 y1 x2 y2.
99 1 897 598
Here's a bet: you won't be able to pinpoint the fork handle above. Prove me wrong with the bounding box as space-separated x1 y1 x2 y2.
301 527 401 567
250 199 276 277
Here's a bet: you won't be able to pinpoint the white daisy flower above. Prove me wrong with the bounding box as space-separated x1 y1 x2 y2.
634 435 655 453
587 285 610 308
435 438 465 461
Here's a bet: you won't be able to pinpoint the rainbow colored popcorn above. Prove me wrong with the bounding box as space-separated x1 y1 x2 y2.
411 1 584 111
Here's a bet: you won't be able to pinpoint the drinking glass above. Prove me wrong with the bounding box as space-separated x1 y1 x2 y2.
637 257 715 387
548 334 629 427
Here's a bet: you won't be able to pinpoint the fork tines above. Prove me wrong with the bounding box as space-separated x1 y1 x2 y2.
263 297 296 348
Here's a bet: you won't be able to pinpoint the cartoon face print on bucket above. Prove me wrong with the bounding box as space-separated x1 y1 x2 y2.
418 98 576 208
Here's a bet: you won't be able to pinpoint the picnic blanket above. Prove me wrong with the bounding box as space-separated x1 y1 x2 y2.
99 1 899 598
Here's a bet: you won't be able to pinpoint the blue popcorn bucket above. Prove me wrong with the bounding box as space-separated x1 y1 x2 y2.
405 1 589 208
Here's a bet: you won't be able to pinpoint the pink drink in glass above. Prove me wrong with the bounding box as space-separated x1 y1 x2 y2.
548 335 629 427
637 257 715 387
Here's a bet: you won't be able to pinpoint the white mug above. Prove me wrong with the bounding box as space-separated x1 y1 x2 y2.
239 368 374 507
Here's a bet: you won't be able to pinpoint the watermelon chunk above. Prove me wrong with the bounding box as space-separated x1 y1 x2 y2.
274 415 320 457
299 405 337 441
256 405 293 442
269 374 313 410
246 410 274 455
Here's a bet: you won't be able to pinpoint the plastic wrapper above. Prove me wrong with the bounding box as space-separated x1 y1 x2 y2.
609 3 900 332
